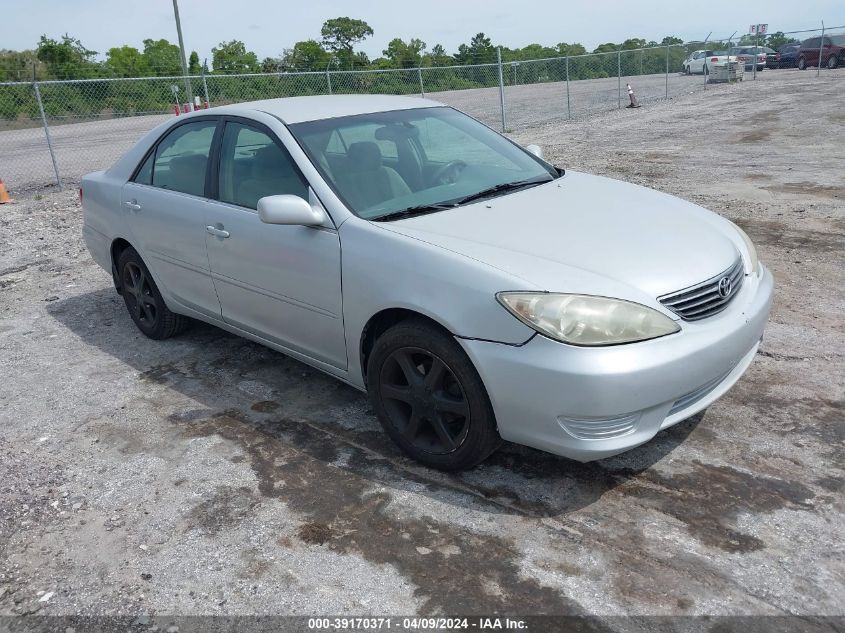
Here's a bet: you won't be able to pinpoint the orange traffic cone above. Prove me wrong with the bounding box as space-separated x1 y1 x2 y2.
0 179 11 204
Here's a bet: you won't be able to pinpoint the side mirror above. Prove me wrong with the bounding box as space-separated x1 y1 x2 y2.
258 195 325 226
525 144 544 159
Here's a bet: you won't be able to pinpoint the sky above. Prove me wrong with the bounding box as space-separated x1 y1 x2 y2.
6 0 845 63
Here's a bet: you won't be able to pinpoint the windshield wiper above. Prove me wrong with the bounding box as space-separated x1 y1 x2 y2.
372 174 556 222
451 175 553 206
371 202 458 222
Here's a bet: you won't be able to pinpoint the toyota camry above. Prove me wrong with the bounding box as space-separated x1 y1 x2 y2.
81 95 773 470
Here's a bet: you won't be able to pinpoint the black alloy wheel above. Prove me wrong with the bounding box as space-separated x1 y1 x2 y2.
366 319 501 470
379 346 470 455
117 247 189 340
122 261 158 330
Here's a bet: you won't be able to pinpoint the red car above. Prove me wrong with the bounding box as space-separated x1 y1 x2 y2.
797 34 845 70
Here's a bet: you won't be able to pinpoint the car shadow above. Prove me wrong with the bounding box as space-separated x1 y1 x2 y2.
47 286 703 519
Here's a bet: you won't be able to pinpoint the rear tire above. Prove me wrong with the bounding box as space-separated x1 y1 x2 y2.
828 55 839 69
117 247 190 340
366 319 501 470
798 56 806 70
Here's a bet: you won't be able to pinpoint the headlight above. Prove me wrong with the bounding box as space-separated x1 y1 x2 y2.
496 293 680 346
731 222 760 274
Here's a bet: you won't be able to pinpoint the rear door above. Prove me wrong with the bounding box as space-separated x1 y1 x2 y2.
804 38 820 65
121 118 222 319
204 118 347 369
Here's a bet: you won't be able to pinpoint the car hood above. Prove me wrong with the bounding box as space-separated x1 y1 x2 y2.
379 171 742 304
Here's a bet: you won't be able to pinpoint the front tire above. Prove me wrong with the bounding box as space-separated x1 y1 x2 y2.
798 56 807 70
828 55 839 69
117 247 189 340
366 320 501 470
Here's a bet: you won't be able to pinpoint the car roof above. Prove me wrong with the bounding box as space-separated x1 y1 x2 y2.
209 94 444 124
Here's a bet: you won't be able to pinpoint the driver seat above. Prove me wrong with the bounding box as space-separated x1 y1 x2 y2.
336 142 411 210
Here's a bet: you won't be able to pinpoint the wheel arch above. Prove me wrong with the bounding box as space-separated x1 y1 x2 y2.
359 308 454 381
110 237 135 293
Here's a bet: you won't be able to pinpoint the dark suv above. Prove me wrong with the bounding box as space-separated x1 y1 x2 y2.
797 34 845 70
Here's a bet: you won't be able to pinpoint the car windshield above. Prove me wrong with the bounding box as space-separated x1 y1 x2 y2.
288 106 559 220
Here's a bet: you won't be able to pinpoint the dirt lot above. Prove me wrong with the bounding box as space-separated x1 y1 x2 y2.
0 72 842 624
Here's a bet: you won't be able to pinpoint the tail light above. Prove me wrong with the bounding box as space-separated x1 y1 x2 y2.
711 57 719 62
79 187 83 204
776 53 781 60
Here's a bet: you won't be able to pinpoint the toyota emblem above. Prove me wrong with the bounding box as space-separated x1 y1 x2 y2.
718 276 732 298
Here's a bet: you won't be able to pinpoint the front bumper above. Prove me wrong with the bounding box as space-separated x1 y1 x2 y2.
459 266 774 462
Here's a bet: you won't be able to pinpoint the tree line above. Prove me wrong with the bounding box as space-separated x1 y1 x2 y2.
0 17 801 123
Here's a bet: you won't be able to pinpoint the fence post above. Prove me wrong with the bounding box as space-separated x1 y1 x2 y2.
201 62 210 105
665 44 670 98
418 67 425 97
33 81 62 190
326 69 332 95
497 47 506 132
817 21 825 77
617 50 622 108
565 56 571 120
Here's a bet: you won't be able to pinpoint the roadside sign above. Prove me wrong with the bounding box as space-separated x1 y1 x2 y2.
749 24 768 34
170 84 180 96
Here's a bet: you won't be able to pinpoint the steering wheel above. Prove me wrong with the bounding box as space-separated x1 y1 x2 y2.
432 160 468 185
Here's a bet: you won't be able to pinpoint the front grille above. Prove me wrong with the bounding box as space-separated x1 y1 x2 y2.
659 258 744 321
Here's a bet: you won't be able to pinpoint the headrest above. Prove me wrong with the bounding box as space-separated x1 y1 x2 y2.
169 153 207 174
252 144 289 179
375 124 419 141
347 142 382 171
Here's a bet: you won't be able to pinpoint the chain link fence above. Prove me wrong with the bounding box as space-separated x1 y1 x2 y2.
1 26 843 194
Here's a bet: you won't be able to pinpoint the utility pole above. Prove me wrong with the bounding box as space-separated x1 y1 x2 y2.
172 0 194 108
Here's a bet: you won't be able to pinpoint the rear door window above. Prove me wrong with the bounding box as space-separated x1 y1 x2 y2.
148 120 217 197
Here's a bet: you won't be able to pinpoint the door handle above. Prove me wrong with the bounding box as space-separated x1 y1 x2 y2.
206 225 230 238
123 201 142 211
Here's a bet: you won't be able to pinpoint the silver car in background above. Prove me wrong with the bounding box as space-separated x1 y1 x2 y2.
81 95 773 470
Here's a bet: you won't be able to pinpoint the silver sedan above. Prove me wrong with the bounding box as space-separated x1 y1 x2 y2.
81 95 773 470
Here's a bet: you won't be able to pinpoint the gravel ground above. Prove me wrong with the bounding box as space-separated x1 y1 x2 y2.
0 70 842 624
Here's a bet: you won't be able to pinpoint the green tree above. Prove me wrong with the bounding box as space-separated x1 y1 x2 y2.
660 36 684 46
621 38 647 50
36 34 99 79
426 44 453 67
765 31 799 49
321 17 373 68
0 49 45 81
383 37 426 68
188 51 201 74
142 38 181 76
455 33 496 64
556 42 587 56
105 45 149 77
211 40 259 74
281 40 330 71
261 56 284 73
592 42 618 54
